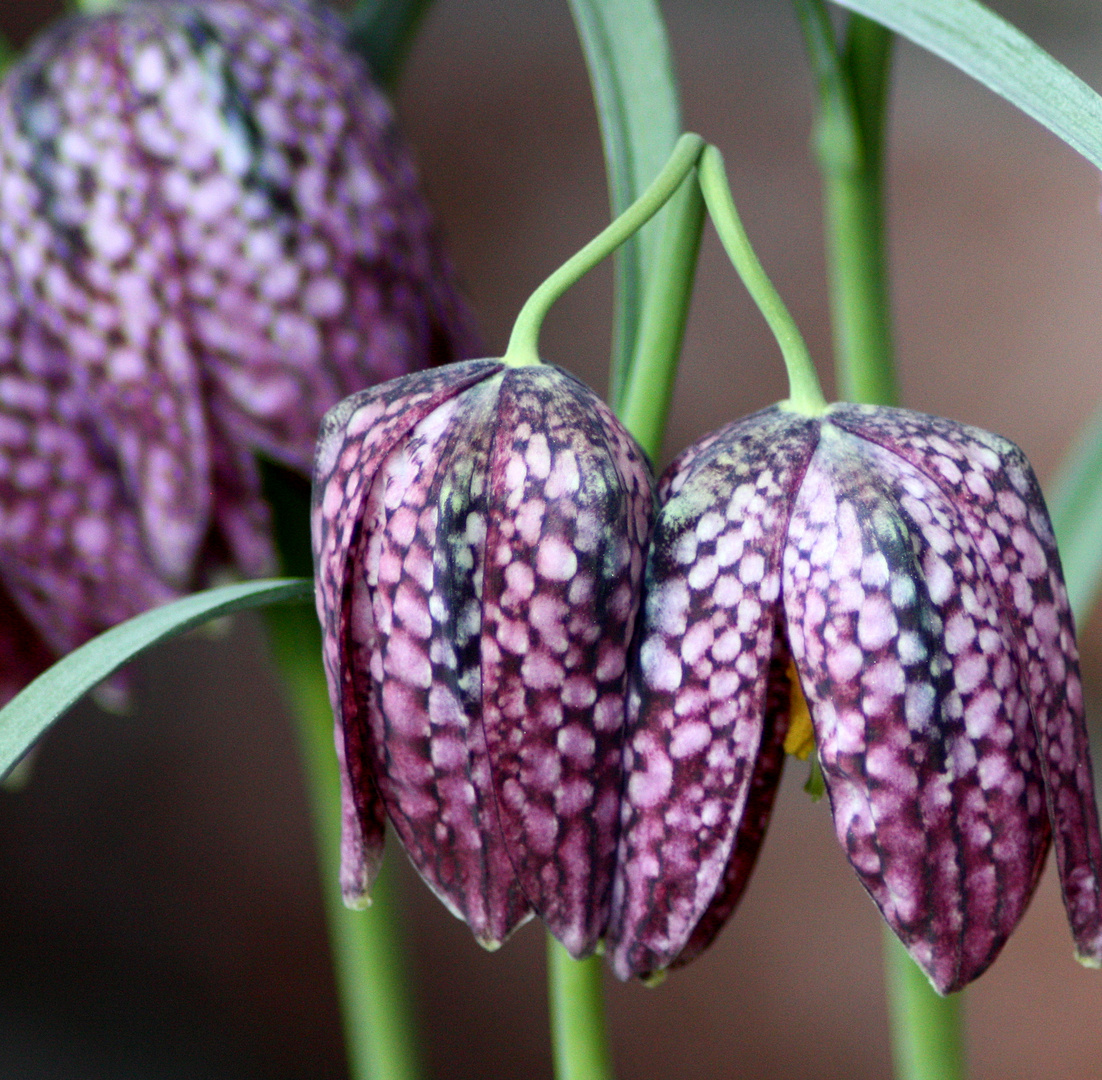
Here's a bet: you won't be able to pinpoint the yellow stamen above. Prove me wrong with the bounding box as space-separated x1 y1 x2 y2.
783 659 815 760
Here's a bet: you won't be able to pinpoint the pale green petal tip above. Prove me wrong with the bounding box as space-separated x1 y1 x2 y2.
1074 949 1101 970
477 936 502 953
641 969 668 989
343 892 372 912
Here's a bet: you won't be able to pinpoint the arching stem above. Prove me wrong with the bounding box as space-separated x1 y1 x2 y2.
696 145 828 416
504 133 706 369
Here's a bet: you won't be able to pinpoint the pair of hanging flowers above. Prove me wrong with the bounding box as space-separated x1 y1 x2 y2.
0 0 1096 999
311 139 1102 994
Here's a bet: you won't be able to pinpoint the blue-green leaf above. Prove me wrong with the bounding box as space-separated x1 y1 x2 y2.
568 0 681 407
1049 408 1102 627
0 578 313 781
829 0 1102 170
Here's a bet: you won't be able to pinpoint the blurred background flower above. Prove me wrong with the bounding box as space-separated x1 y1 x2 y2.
0 0 477 699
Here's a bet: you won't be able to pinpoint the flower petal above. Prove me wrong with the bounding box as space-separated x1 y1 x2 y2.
311 360 501 907
785 421 1050 992
358 375 533 946
0 256 176 659
831 404 1102 968
479 366 653 957
607 406 816 979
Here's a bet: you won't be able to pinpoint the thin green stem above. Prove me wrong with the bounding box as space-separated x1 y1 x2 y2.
265 601 423 1080
504 132 705 369
883 930 966 1080
548 936 616 1080
616 170 705 459
697 145 827 415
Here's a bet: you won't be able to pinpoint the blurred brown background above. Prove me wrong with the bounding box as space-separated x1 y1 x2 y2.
3 0 1102 1077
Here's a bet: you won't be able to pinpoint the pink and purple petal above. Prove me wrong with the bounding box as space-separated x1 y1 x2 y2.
311 361 501 907
831 404 1102 968
608 406 816 980
480 366 653 957
785 420 1050 992
360 376 532 945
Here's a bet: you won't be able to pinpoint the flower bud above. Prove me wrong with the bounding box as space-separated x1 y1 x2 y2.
312 360 653 956
609 402 1102 993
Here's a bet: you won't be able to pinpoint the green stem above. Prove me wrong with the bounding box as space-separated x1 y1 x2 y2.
548 936 616 1080
696 145 827 416
883 930 966 1080
265 601 423 1080
616 170 705 460
504 132 705 369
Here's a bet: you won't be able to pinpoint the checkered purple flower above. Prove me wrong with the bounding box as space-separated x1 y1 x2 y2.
608 402 1102 993
311 360 653 957
0 0 476 700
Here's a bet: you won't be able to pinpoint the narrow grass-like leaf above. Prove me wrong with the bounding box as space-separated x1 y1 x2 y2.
1049 406 1102 626
829 0 1102 170
0 578 313 781
568 0 680 406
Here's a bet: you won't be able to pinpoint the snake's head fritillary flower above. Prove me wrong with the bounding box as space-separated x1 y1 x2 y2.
0 0 476 688
608 402 1102 993
312 359 653 956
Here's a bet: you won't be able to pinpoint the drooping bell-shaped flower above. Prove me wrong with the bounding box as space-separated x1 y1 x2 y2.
609 401 1102 993
0 0 476 694
312 359 653 956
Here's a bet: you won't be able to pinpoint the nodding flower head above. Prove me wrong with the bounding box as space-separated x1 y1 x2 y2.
312 360 654 957
0 0 476 698
608 402 1102 993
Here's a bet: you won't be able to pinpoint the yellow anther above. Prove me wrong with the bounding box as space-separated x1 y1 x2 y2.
783 659 815 760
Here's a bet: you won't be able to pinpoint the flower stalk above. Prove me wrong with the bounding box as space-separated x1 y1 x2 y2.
883 930 966 1080
548 939 616 1080
264 461 423 1080
504 132 705 369
266 598 423 1080
696 145 828 416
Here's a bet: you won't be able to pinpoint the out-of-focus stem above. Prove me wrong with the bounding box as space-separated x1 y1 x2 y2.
265 600 423 1080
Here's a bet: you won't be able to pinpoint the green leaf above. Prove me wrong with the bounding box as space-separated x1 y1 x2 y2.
828 0 1102 171
1049 407 1102 627
346 0 434 89
567 0 681 407
0 578 313 781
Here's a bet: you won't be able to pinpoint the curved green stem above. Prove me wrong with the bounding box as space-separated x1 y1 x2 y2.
617 171 705 459
883 930 966 1080
548 937 616 1080
697 145 827 415
504 132 705 369
266 601 423 1080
